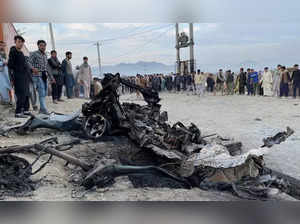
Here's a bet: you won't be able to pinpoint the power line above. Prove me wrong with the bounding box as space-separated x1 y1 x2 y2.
100 24 173 43
103 24 157 41
103 25 174 64
53 24 156 45
54 24 173 46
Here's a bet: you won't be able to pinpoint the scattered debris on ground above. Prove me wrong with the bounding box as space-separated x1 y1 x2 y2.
0 73 299 201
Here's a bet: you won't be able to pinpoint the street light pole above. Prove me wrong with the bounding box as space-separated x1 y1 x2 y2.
189 23 195 73
175 23 180 74
49 23 56 50
96 41 102 76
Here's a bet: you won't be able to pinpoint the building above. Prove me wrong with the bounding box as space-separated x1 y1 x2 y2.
0 23 29 56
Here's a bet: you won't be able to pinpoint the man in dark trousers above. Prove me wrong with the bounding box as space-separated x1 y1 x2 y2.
186 73 192 93
175 73 181 92
206 73 215 93
216 69 225 95
61 51 75 99
238 68 247 95
246 68 252 95
226 70 234 95
292 64 300 98
8 35 31 118
48 50 64 103
280 66 291 97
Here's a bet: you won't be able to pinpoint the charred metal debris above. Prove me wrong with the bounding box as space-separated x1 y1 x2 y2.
0 73 299 200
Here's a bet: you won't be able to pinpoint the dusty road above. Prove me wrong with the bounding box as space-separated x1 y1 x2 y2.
0 93 299 201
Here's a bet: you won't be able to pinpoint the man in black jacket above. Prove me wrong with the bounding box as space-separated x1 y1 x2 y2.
8 35 31 118
48 50 63 103
292 64 300 98
226 70 234 95
206 73 215 93
175 73 181 92
186 73 192 93
238 68 247 95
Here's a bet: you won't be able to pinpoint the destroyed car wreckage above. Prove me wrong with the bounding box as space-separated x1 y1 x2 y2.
0 73 299 200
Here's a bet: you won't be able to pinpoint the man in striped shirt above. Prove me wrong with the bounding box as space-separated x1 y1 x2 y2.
29 40 54 115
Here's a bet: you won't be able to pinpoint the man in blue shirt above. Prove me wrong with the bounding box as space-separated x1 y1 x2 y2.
250 69 259 96
246 68 252 95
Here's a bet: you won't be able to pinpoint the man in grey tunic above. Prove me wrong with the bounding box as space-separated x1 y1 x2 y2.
77 56 92 99
272 64 281 97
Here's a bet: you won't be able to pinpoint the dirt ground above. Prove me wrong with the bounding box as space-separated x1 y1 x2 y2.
0 92 299 201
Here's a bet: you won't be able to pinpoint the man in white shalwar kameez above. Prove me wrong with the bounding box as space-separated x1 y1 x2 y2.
261 67 273 96
77 57 92 99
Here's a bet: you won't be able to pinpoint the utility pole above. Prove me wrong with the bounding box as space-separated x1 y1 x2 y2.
189 23 195 73
49 23 56 50
96 41 102 76
175 23 180 74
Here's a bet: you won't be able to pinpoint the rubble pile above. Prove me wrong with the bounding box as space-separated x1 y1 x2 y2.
0 73 299 200
79 73 299 200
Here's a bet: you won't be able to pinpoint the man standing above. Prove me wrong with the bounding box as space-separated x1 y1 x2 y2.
291 64 300 98
7 36 31 118
246 68 252 95
186 73 192 94
258 71 264 95
61 51 75 99
272 65 282 97
74 65 81 98
280 66 291 97
77 56 92 99
92 77 103 98
225 70 234 95
48 50 63 104
191 71 196 94
261 67 273 97
238 68 247 95
29 40 54 115
206 73 215 94
216 69 225 95
250 69 259 96
194 71 206 96
0 40 13 105
182 73 188 91
180 74 185 93
172 73 176 92
175 73 181 93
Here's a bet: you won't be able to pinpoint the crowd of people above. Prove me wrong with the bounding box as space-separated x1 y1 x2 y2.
120 66 300 99
0 35 101 118
1 35 300 119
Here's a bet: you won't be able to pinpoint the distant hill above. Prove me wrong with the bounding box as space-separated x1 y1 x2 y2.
92 61 175 76
90 60 270 77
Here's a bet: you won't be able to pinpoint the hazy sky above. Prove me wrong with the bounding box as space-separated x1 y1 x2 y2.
13 22 300 72
7 0 300 72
